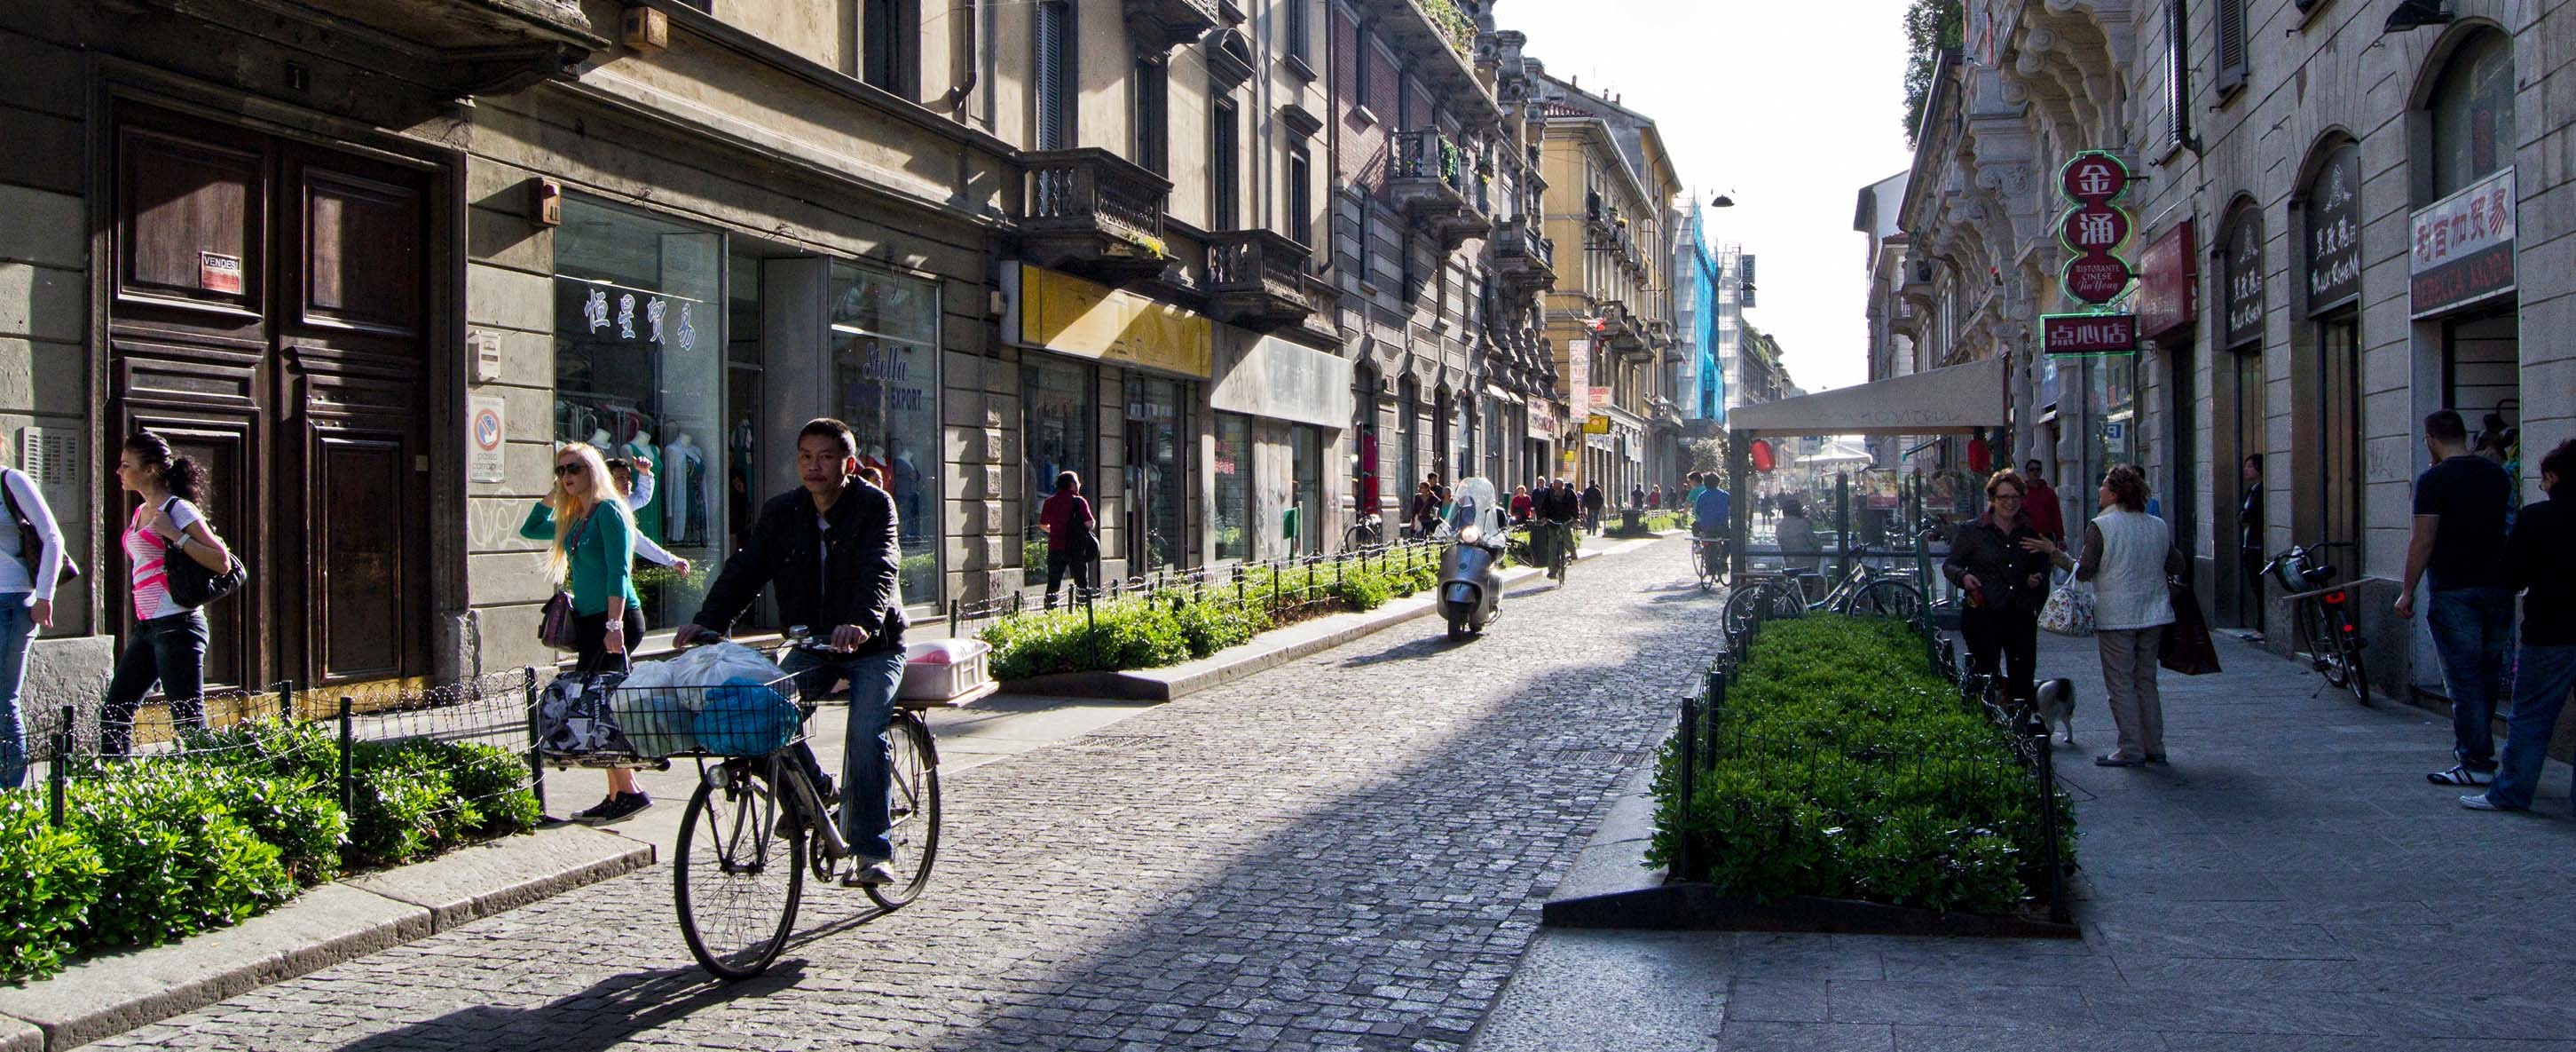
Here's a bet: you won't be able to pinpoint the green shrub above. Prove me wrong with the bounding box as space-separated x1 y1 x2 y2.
345 741 460 867
0 794 103 982
178 716 338 785
64 766 295 949
1650 614 2074 915
448 742 542 836
206 774 346 884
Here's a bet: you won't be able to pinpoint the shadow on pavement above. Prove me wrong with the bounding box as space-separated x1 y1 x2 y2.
335 961 810 1052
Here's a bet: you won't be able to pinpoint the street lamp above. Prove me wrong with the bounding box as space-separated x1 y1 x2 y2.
1710 194 1735 209
2383 0 2452 32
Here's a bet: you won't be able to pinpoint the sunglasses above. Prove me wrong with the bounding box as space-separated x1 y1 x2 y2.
554 463 588 477
1990 493 2024 501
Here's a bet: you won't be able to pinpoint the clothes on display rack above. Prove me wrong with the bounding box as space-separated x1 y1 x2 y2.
662 433 713 546
622 432 665 544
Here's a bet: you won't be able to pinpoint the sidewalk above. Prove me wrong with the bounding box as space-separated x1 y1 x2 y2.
1471 629 2576 1050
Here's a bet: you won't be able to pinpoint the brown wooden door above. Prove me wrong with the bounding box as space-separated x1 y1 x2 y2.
109 104 433 692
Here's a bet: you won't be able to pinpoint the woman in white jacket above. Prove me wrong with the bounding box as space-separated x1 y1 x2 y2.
2029 465 2185 767
0 456 67 787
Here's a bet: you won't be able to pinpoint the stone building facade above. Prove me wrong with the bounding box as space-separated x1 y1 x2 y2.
1889 0 2574 704
0 0 1577 725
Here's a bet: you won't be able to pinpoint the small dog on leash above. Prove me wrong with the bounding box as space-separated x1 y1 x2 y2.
2034 677 2077 744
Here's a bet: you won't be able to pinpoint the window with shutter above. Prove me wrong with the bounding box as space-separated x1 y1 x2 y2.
1286 0 1310 63
1134 57 1169 176
2216 0 2249 98
1288 146 1313 247
863 0 918 99
1036 0 1070 150
2164 0 2194 151
1211 98 1240 230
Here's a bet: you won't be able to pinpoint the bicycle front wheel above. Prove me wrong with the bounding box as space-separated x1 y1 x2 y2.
866 713 942 909
675 765 804 979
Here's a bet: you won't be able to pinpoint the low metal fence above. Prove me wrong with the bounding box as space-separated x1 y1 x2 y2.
27 668 551 828
1668 606 2071 923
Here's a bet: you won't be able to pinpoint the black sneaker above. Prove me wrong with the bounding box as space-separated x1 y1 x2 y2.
573 791 651 826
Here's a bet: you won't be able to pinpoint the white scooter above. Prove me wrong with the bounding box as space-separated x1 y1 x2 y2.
1438 478 1508 642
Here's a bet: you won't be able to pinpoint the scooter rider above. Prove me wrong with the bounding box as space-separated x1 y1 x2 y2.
676 418 909 889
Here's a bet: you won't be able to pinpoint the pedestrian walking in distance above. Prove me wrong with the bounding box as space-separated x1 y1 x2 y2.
2021 460 2066 549
0 445 67 786
521 441 649 825
98 431 235 757
2398 409 2516 787
1943 470 2052 711
1039 471 1095 609
2462 439 2576 811
2237 455 2266 641
2030 465 2183 766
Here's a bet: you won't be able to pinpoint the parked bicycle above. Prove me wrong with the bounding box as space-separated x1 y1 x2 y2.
551 630 947 980
2265 540 2369 703
1722 553 1924 634
1342 513 1386 551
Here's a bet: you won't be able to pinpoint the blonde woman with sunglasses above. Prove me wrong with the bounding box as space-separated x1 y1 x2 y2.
520 442 647 824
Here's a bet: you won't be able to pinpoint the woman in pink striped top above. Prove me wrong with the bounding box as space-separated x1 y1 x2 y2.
99 432 234 756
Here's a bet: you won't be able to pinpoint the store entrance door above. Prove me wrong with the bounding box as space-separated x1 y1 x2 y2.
1123 376 1187 573
106 104 436 692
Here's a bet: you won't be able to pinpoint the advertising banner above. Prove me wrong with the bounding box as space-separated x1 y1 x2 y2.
2409 166 2516 319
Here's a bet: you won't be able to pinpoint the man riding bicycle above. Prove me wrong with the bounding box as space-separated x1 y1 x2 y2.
1691 476 1731 581
676 417 908 889
1537 477 1580 579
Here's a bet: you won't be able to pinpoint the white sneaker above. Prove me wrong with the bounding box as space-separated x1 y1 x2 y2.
840 858 897 888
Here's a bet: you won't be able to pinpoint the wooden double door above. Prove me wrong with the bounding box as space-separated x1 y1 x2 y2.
107 104 437 692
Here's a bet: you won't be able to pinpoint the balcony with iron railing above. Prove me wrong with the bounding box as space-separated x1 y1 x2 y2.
1123 0 1222 50
1492 218 1556 292
1205 230 1315 330
1350 0 1497 122
241 0 602 95
1389 130 1493 249
1021 148 1174 282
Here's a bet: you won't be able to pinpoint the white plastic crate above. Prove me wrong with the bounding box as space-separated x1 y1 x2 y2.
899 638 993 703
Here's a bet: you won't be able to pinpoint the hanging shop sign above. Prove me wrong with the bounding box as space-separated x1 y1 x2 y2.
1584 415 1611 435
2057 151 2135 306
2408 166 2516 319
1566 338 1591 421
2221 210 2265 349
1011 263 1212 379
2304 143 2363 315
2041 312 2139 356
2136 219 2197 341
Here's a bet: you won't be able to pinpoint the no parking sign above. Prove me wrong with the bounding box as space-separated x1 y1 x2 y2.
469 395 507 483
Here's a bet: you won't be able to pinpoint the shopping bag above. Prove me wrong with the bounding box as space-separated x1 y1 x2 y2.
537 671 634 755
2158 581 2223 676
2038 576 2097 637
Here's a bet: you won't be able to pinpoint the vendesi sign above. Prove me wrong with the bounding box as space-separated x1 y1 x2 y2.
2409 166 2516 319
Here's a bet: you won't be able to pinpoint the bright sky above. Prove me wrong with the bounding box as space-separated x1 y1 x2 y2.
1501 0 1918 394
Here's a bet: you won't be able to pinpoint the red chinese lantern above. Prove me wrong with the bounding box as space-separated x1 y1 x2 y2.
1967 436 1991 475
1749 439 1776 473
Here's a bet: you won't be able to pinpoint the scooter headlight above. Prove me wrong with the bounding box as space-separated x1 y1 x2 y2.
1458 525 1482 545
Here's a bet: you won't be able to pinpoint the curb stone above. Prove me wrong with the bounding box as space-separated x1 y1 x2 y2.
0 825 654 1051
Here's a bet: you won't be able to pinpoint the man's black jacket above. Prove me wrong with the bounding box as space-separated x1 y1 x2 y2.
1540 486 1581 522
692 480 908 654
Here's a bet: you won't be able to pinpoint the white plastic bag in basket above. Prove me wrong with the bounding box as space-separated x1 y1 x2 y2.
658 643 789 709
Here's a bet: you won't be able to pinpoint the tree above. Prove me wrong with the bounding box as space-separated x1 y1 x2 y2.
1902 0 1963 148
1687 436 1729 477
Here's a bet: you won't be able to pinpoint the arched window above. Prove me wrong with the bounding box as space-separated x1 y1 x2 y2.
2425 29 2516 201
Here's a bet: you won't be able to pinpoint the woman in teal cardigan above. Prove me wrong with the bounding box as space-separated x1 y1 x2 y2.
522 441 648 824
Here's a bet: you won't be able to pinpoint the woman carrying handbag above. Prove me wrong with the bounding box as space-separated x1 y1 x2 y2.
2029 465 2186 768
520 442 648 825
0 448 71 785
99 432 237 757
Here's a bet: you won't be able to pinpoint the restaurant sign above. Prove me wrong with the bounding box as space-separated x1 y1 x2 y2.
2058 151 2135 306
2041 312 2139 357
2408 166 2516 319
2136 219 2196 341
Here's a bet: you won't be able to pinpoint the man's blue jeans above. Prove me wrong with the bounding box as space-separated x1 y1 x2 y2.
783 646 906 861
0 594 33 789
2429 586 2516 769
2484 645 2576 810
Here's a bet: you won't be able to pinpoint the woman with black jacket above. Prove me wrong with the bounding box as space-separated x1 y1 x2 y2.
1943 469 2054 708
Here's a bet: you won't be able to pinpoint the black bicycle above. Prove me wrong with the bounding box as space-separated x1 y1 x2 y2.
2265 540 2369 704
1689 534 1728 592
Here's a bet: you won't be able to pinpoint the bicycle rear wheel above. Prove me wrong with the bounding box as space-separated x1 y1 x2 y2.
675 764 803 979
1846 579 1926 622
865 713 942 909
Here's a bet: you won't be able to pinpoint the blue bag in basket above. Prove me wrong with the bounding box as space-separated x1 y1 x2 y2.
693 676 800 756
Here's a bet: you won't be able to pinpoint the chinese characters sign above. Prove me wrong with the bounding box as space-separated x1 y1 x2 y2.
2042 312 2138 356
2222 210 2265 348
2057 151 2134 305
557 277 702 352
2304 144 2362 315
2408 166 2515 318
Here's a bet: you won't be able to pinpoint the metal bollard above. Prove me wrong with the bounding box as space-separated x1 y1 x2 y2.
338 697 355 815
276 680 294 723
49 704 74 827
521 666 546 816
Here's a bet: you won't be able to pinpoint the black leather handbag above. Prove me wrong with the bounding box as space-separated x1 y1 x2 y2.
161 497 246 609
1 469 77 583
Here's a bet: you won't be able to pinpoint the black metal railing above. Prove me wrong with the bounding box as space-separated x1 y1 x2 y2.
1025 148 1170 245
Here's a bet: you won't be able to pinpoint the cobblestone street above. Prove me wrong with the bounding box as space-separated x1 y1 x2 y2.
104 539 1716 1051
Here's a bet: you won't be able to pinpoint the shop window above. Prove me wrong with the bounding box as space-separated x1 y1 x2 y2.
553 196 729 628
1024 358 1097 584
828 260 942 606
2425 29 2516 202
1127 376 1189 572
1293 424 1323 556
1214 412 1253 561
